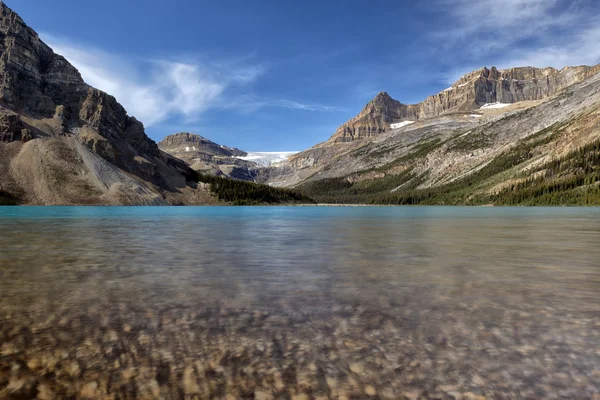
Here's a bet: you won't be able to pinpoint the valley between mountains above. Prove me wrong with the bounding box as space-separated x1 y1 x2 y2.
1 1 600 205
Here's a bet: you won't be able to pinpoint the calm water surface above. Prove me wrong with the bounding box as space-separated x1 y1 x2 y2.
1 207 599 399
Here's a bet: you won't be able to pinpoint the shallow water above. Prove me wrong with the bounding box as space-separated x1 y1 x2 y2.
1 207 599 399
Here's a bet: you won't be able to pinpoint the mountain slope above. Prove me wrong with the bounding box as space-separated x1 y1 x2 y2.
258 63 600 205
0 2 207 205
260 65 600 188
295 71 600 205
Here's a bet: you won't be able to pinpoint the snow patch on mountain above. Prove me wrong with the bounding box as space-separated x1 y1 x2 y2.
390 121 415 129
481 102 510 109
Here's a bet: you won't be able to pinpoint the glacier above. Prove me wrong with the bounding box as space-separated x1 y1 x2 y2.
238 152 299 167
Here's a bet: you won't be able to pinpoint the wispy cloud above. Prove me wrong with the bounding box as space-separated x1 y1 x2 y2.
43 34 257 126
501 20 600 69
41 34 335 128
224 95 347 114
432 0 600 83
435 0 573 52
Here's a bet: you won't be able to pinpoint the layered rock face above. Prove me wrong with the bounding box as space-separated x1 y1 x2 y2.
331 65 600 143
0 2 199 204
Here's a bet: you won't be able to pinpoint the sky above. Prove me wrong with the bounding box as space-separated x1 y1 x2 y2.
10 0 600 151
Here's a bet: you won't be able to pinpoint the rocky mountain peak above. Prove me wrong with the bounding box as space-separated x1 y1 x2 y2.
372 91 394 102
328 92 409 143
367 91 404 110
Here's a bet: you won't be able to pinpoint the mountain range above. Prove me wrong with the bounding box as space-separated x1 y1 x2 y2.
1 1 600 206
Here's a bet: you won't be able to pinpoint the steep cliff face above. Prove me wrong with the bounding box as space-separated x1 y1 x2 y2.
331 65 600 143
0 2 200 204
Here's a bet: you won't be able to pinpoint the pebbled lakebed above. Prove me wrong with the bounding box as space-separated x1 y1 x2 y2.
0 206 599 399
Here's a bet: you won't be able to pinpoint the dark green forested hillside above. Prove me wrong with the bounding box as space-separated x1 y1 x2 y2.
493 139 600 205
196 173 315 205
297 137 600 206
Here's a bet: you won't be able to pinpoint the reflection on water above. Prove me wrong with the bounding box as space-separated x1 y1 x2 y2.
1 207 599 399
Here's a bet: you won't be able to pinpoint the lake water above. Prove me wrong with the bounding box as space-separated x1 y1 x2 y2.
1 206 599 399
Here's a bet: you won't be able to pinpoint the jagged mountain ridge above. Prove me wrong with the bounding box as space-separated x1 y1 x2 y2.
331 65 600 143
0 2 215 205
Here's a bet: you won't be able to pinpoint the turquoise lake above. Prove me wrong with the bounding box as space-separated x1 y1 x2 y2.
1 206 599 398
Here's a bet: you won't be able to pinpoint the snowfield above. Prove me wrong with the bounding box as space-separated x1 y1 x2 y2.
238 152 298 167
480 102 511 109
390 121 415 129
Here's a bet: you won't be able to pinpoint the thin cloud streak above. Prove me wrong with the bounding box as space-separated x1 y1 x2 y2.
41 34 340 128
434 0 573 52
432 0 600 83
43 34 240 126
502 21 600 70
222 95 347 114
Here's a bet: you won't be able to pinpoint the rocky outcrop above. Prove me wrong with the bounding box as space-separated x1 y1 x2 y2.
331 65 600 143
0 2 203 204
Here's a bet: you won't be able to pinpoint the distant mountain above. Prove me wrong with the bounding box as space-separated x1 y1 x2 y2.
158 132 257 181
0 2 207 205
260 64 600 205
330 66 600 143
158 132 247 158
158 133 301 184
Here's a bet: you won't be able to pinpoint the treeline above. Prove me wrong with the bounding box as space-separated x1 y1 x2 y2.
299 130 600 206
493 139 600 205
196 173 315 205
298 169 419 204
298 132 546 205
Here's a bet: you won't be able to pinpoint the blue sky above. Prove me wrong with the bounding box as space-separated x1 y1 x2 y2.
11 0 600 151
